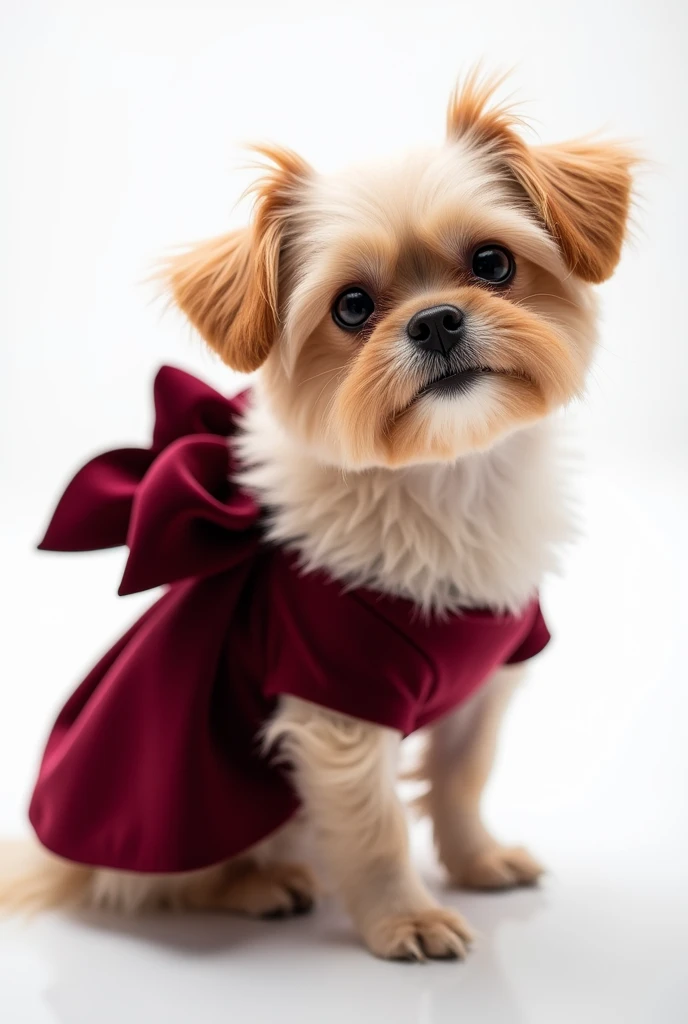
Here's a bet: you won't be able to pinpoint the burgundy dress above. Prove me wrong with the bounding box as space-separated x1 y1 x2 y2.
30 366 550 873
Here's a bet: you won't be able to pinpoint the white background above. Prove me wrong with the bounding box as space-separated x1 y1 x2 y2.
1 2 687 1022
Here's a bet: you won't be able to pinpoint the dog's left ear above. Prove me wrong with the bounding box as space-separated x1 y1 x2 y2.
447 72 636 283
509 140 636 283
166 146 312 373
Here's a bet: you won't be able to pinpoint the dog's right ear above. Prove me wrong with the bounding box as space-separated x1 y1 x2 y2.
166 146 312 373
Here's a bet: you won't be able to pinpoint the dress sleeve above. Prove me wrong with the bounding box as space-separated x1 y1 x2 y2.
506 601 551 664
263 554 433 736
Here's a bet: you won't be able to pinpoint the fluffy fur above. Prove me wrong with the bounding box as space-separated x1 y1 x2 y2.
1 71 635 961
237 396 574 614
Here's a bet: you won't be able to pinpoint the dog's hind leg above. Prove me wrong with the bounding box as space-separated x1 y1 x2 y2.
0 820 317 919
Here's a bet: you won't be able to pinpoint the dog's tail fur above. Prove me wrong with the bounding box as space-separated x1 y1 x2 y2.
0 840 92 914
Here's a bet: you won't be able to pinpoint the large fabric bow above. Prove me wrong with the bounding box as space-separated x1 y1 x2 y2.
38 366 260 595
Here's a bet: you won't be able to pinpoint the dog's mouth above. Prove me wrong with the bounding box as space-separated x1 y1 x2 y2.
417 367 493 398
417 365 534 399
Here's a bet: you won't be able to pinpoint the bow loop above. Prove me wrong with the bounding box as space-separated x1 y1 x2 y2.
119 435 260 595
38 448 156 552
151 365 247 450
39 366 259 591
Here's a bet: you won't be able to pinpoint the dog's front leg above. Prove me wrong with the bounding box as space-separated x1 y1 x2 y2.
265 696 472 961
423 664 544 890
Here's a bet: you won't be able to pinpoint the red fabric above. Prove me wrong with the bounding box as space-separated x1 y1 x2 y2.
30 365 550 873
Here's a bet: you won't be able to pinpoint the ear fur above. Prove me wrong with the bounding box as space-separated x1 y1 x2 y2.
166 145 312 373
447 69 637 283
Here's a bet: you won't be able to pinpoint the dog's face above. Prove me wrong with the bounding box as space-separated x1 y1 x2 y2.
169 75 634 469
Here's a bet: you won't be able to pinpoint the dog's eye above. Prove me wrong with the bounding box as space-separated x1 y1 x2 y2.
471 245 515 285
332 288 375 330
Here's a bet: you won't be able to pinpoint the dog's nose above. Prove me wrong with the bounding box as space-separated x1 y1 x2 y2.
406 305 464 356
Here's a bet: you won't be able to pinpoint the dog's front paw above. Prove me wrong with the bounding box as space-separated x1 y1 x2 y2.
448 844 544 891
363 906 473 962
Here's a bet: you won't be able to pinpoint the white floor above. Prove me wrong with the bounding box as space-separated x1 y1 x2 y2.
1 458 687 1023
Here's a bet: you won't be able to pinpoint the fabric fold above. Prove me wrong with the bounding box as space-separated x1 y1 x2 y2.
38 365 256 592
118 434 259 595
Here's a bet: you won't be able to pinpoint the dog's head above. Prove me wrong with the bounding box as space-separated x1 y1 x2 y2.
168 73 635 469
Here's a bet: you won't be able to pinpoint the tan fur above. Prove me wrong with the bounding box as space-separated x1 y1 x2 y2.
0 841 92 913
165 145 312 372
260 254 594 468
1 822 315 918
264 697 472 960
164 71 630 470
447 68 636 283
87 857 317 917
254 138 603 468
416 665 544 889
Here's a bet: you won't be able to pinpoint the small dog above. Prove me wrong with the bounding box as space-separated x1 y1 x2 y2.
3 71 635 961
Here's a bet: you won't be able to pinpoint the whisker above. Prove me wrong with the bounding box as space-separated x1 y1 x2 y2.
297 364 348 388
514 293 582 310
320 365 350 416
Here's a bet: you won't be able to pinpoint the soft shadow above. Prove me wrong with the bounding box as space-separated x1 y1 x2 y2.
24 887 543 1024
64 902 312 955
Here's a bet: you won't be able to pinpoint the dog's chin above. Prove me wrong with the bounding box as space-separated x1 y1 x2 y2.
369 371 548 469
316 362 550 470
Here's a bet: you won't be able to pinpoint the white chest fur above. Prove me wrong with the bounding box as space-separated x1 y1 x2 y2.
236 389 575 615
